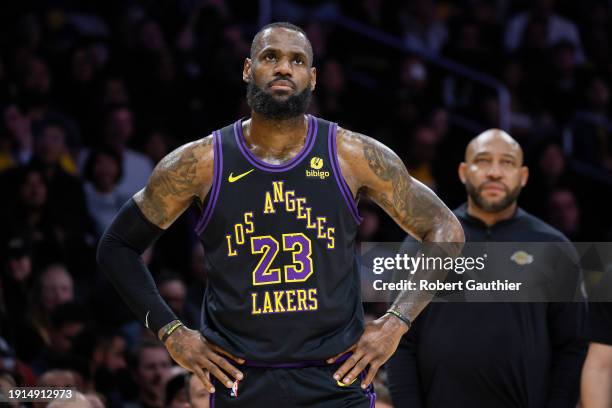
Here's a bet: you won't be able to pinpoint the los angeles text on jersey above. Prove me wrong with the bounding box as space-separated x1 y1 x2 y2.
225 180 335 255
224 180 335 315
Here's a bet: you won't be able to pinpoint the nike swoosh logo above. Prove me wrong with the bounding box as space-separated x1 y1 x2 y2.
145 311 150 328
228 169 254 183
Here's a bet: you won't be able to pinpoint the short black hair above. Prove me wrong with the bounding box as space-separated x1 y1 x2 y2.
250 22 313 64
83 146 123 185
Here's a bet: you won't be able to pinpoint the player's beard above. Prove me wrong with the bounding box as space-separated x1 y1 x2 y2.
466 180 522 213
247 81 312 120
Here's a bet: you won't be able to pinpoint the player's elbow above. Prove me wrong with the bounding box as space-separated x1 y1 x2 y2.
432 212 465 244
451 216 465 244
96 231 116 272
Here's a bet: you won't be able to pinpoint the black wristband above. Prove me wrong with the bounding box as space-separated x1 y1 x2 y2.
386 309 412 329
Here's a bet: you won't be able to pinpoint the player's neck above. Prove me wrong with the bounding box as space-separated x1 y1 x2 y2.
246 113 309 153
467 199 518 227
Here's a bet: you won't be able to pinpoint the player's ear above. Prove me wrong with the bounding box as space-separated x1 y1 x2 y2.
458 162 467 184
520 165 529 187
243 58 252 83
310 66 317 91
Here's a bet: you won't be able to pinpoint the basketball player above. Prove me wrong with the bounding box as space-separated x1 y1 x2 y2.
98 22 464 407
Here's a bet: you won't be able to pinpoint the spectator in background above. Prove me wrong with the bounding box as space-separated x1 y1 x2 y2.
38 264 74 320
186 373 209 408
0 167 63 266
31 302 89 376
15 264 75 362
143 129 171 165
1 237 35 319
125 339 172 408
46 391 92 408
157 273 199 329
17 55 53 121
548 187 583 241
100 77 131 107
404 124 441 191
572 76 612 171
83 392 106 408
0 337 37 387
500 57 533 138
33 369 82 408
316 59 348 122
165 367 189 408
400 0 448 54
545 41 583 121
505 0 585 62
83 148 128 237
31 118 81 187
14 120 95 274
0 104 34 172
373 371 393 408
521 139 576 217
101 106 153 198
0 369 20 408
86 330 128 407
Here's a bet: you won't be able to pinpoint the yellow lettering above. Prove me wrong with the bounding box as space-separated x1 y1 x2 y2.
263 292 273 313
308 289 318 310
316 217 327 239
226 234 237 256
296 290 308 311
273 291 286 313
234 223 245 245
285 191 296 212
244 212 254 234
305 208 316 229
251 293 261 314
327 227 335 249
264 192 276 214
296 198 307 219
273 181 284 203
286 290 296 312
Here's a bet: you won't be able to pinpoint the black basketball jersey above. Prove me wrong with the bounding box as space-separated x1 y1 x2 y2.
195 115 364 363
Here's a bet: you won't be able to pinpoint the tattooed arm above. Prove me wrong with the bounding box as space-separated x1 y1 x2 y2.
328 127 464 388
98 135 244 393
134 135 214 228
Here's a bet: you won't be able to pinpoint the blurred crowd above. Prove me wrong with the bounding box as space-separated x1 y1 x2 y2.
0 0 611 407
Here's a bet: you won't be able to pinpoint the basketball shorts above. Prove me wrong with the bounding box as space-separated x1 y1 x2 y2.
209 356 376 407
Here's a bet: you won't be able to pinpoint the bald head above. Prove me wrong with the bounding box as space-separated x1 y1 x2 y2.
459 129 528 216
47 392 90 408
465 129 523 164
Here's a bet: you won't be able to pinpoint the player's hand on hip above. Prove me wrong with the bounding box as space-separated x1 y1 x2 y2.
327 314 408 389
164 325 244 393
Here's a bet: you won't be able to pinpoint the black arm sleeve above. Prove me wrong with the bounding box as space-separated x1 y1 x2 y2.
96 198 177 334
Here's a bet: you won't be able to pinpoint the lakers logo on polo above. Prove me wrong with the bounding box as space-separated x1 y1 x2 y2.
306 156 329 179
511 250 533 265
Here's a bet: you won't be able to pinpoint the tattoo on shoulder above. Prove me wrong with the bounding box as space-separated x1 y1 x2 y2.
139 137 211 226
360 135 441 237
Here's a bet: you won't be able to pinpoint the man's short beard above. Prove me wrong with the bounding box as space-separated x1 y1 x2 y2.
466 181 522 213
247 81 312 120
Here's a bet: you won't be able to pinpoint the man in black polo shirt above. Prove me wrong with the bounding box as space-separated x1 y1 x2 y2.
387 129 586 407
